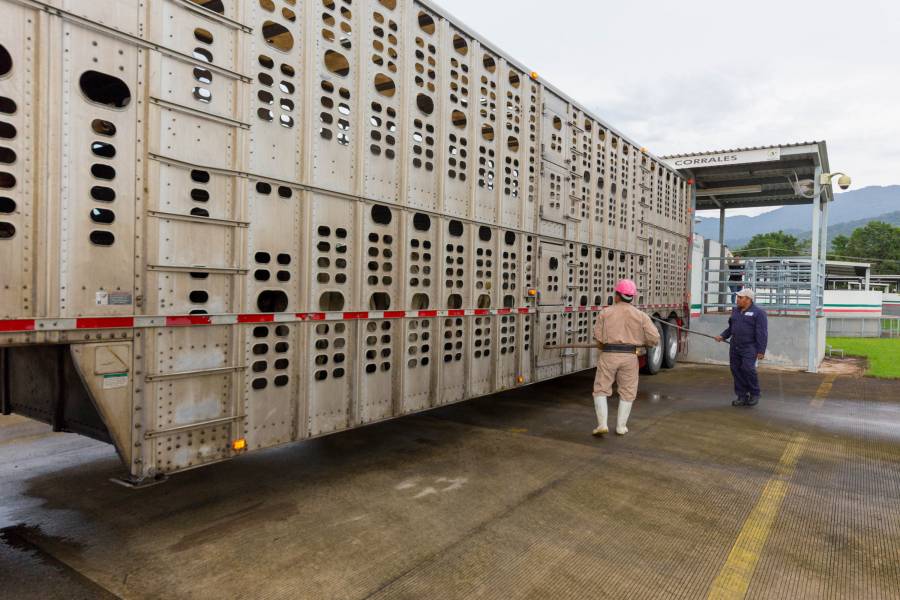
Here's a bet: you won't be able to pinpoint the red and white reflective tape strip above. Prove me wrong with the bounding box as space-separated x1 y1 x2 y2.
0 308 541 333
0 304 684 334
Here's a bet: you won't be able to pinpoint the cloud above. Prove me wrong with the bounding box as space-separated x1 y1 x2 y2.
440 0 900 193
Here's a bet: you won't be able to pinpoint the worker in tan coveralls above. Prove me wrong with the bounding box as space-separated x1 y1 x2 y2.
591 279 660 436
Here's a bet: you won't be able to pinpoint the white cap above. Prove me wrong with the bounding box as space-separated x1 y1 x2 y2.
736 288 755 300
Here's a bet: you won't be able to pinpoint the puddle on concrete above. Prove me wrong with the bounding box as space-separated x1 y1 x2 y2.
0 524 118 599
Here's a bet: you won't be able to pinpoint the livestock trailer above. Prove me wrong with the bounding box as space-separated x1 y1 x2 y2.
0 0 691 484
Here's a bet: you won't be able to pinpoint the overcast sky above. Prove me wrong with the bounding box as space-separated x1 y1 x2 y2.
440 0 900 215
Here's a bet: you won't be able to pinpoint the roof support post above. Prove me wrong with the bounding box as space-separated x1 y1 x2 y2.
807 166 823 373
718 207 726 309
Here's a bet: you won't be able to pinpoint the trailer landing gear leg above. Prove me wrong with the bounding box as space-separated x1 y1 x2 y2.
109 473 169 489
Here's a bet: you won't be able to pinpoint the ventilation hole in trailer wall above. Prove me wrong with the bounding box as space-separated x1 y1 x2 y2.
0 197 14 213
257 290 288 312
447 294 462 309
481 124 494 141
191 188 209 202
282 7 296 21
262 20 293 52
451 110 467 128
324 50 350 76
319 291 344 311
79 71 131 108
0 122 16 139
509 72 520 88
0 98 16 114
274 375 289 387
483 54 496 73
412 213 431 231
549 257 559 270
91 119 116 136
190 208 209 217
258 108 274 122
448 220 463 237
194 28 214 45
193 47 213 63
91 141 116 158
369 293 391 310
189 290 209 304
453 34 468 55
193 87 212 103
0 45 10 77
504 231 516 245
252 361 267 373
277 270 290 282
277 186 292 198
253 326 269 338
90 163 115 180
416 94 434 115
477 294 491 309
0 222 14 239
190 272 209 279
374 73 396 96
90 186 114 201
190 0 225 12
371 204 392 225
254 269 271 281
418 11 436 34
252 378 268 390
0 148 14 164
193 67 213 84
504 295 515 308
553 116 562 131
190 169 210 183
411 293 429 309
89 208 115 224
0 172 15 188
478 226 492 242
379 0 397 9
89 230 115 246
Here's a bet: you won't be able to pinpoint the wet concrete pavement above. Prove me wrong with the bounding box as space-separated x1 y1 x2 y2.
2 363 899 599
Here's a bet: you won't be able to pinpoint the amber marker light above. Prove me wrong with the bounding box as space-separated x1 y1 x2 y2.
528 289 537 297
232 438 247 451
516 375 525 384
530 71 539 80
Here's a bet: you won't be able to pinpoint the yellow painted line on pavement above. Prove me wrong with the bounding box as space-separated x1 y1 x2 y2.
810 375 836 408
707 375 837 599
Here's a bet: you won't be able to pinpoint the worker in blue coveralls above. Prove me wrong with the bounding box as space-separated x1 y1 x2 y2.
715 288 768 407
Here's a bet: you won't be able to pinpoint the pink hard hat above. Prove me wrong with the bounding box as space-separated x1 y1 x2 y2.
614 279 637 297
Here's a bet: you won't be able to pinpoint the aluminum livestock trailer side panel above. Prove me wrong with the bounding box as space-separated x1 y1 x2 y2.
0 0 691 483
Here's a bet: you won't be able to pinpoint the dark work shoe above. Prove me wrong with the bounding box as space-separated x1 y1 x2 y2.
745 395 760 407
732 395 748 407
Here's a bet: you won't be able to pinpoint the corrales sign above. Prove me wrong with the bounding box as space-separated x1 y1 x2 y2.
664 147 781 170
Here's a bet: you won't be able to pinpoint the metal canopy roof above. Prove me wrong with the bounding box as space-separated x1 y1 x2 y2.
662 141 832 211
825 260 871 279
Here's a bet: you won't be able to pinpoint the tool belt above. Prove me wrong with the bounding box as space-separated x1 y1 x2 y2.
602 343 638 354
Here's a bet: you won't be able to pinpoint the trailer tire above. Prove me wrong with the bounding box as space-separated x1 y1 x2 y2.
662 318 678 369
641 321 664 375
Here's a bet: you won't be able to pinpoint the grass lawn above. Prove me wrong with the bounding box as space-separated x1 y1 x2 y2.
827 337 900 379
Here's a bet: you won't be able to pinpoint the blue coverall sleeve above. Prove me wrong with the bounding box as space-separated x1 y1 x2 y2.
720 316 732 340
756 310 768 355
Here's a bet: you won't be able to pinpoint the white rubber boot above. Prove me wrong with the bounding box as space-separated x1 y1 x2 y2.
592 395 609 436
616 400 633 435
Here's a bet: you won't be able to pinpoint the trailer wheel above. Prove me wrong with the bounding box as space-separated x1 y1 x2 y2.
641 321 664 375
662 318 678 369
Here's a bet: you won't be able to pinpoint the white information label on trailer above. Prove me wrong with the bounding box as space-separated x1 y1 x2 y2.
664 147 781 170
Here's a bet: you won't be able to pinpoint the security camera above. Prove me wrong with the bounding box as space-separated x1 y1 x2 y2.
837 174 851 190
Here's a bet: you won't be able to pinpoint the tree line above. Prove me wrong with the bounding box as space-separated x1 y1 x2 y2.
733 221 900 274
